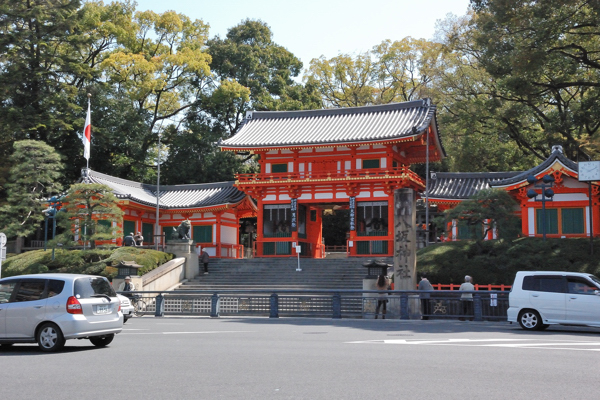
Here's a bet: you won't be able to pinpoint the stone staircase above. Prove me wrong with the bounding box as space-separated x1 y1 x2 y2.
176 257 393 292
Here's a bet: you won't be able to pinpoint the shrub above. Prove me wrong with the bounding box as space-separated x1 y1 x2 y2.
417 237 600 285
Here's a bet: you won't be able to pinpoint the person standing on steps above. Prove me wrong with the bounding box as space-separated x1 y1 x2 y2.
418 274 434 320
374 275 390 319
459 275 475 321
199 248 210 275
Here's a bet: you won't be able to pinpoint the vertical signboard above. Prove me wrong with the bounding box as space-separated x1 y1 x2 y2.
393 189 416 291
290 198 297 232
349 196 356 231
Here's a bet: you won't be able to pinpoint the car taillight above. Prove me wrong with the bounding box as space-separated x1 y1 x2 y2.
118 302 121 312
66 296 83 314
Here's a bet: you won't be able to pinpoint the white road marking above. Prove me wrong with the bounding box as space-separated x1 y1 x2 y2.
121 330 255 335
346 338 600 351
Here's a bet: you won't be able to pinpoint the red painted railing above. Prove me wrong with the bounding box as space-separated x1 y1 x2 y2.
236 166 423 184
429 283 512 291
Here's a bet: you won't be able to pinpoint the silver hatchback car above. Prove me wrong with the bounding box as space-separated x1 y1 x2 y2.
0 273 123 351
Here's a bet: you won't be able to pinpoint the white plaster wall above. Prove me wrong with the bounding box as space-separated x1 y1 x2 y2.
279 194 291 201
357 191 370 198
345 160 351 170
288 162 294 172
336 192 349 199
372 191 387 197
221 225 237 244
586 206 591 234
264 195 277 201
315 193 333 199
381 158 386 168
266 163 271 173
315 147 330 152
528 208 535 236
553 193 588 201
299 193 312 200
356 159 361 169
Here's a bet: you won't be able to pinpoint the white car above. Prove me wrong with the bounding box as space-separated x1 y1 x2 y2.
117 294 134 323
0 273 123 351
508 271 600 330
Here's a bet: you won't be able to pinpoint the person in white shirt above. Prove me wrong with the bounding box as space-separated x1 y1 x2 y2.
459 275 475 321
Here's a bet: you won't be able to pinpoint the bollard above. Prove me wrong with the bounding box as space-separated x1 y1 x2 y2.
332 292 341 319
473 293 483 321
155 293 164 317
210 293 219 317
400 294 409 320
269 293 279 318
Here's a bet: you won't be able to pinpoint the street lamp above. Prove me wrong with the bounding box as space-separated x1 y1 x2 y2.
43 196 63 259
526 174 555 241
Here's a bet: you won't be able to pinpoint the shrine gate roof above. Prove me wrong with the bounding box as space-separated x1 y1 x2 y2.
428 146 580 200
428 172 522 200
220 99 440 149
490 145 578 188
85 170 246 209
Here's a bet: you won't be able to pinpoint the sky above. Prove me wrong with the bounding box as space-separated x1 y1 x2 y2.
135 0 472 71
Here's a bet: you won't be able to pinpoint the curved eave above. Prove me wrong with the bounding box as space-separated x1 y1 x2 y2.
116 195 246 213
220 132 427 153
491 160 579 191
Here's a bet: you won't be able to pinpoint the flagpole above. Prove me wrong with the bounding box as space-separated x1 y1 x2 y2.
87 93 91 171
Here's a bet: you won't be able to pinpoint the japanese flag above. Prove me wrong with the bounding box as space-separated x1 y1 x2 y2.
82 102 91 160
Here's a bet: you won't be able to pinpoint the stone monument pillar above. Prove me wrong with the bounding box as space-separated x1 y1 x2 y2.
393 188 419 318
165 240 198 280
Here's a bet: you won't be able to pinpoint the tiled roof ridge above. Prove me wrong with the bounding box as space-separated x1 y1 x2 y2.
247 99 434 120
88 169 236 192
432 171 523 179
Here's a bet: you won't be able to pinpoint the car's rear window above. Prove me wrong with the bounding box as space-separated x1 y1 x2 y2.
74 277 116 298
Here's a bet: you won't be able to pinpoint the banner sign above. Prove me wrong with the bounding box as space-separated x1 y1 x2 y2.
290 198 297 232
349 196 356 231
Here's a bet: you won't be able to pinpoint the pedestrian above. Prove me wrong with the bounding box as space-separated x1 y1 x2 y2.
418 274 434 320
459 275 475 321
123 232 136 247
199 248 209 275
374 275 390 319
118 276 136 298
134 231 144 246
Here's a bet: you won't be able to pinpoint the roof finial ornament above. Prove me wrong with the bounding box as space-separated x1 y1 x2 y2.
246 111 253 120
552 144 563 153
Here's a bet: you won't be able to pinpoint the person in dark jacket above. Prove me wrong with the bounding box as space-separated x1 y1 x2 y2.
200 249 209 274
123 232 136 246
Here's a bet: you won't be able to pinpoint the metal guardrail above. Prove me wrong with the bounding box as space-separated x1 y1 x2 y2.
119 290 509 321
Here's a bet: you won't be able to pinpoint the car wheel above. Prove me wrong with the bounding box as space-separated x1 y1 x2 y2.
518 310 543 331
37 323 66 352
123 315 130 323
89 334 114 347
1 343 14 348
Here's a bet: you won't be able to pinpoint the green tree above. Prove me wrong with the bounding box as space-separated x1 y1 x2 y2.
0 140 64 238
56 183 123 249
442 189 521 242
305 38 442 107
206 19 322 136
468 0 600 160
432 12 540 172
